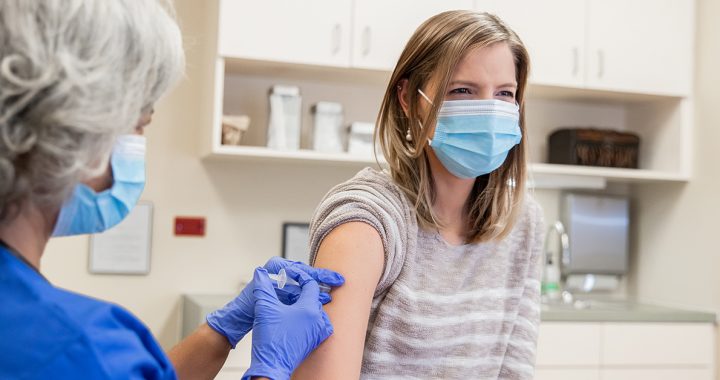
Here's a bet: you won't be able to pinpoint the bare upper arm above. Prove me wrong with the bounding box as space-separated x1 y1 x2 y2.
291 222 385 380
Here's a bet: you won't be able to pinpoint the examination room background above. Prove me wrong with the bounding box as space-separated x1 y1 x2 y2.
39 0 720 368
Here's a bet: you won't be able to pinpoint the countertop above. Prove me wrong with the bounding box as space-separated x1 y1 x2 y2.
540 299 716 323
182 294 717 327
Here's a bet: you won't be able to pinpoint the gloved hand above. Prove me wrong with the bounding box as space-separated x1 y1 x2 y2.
242 267 334 380
206 257 344 348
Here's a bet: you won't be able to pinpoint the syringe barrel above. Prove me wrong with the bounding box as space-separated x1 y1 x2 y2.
268 269 331 293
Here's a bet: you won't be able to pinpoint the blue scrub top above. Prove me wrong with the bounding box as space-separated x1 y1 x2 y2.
0 245 177 380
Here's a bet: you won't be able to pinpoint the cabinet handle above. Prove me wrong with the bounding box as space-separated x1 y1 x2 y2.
362 26 371 56
572 47 579 77
597 50 605 78
332 23 341 55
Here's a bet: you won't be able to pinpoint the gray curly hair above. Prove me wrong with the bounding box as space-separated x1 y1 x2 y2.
0 0 185 223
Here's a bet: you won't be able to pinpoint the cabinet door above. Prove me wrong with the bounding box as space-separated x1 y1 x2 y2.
601 369 713 380
478 0 586 88
586 0 694 96
218 0 352 67
602 323 715 366
536 368 600 380
352 0 473 70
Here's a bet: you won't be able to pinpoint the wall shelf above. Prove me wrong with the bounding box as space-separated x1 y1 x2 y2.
530 163 689 184
206 145 380 166
202 146 689 188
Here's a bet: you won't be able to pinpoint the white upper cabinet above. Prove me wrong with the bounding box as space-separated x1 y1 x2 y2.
218 0 352 67
479 0 694 97
351 0 474 70
478 0 586 88
586 0 694 96
216 0 694 97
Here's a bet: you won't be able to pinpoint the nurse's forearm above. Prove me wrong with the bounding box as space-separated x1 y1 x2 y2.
167 323 232 380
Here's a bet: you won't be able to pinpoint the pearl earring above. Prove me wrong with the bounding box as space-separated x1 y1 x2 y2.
405 128 413 142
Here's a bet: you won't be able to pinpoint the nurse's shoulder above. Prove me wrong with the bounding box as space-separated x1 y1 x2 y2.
0 248 175 380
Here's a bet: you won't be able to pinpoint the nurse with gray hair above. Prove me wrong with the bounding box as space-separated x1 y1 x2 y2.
0 1 343 379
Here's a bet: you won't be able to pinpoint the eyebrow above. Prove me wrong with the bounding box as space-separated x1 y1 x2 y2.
448 80 479 88
448 80 518 89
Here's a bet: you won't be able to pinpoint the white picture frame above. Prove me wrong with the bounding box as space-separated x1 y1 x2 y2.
88 202 153 275
282 222 310 264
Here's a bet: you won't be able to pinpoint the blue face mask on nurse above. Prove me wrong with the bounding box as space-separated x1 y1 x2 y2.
51 134 147 237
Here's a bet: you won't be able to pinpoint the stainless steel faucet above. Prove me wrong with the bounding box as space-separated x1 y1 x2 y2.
542 221 573 304
545 220 570 271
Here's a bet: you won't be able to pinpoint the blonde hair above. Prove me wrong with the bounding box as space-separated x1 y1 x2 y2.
376 10 530 243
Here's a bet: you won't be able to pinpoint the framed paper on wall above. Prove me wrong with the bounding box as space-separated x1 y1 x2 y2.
88 202 153 275
282 222 310 264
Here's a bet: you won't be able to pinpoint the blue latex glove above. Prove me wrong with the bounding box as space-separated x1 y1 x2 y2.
206 257 344 348
242 267 334 380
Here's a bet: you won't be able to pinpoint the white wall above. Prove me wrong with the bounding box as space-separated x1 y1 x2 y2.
629 0 720 313
629 0 720 372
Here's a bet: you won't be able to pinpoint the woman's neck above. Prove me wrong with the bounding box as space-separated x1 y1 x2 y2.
0 202 53 269
428 152 475 244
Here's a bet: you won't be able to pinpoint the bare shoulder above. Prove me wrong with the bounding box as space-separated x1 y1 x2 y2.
315 221 385 288
293 222 384 380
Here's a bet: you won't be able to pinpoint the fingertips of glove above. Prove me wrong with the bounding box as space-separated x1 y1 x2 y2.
314 268 345 287
319 292 331 305
252 267 279 302
288 263 344 287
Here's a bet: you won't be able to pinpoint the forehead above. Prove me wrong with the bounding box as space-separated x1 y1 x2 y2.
452 43 515 84
439 42 517 88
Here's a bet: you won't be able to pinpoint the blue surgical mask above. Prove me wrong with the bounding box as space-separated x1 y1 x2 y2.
420 90 522 179
52 135 146 237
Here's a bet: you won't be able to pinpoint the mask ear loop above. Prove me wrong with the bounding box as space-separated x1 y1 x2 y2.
417 89 434 105
414 89 435 146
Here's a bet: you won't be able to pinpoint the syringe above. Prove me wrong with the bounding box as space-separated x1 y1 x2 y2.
268 268 332 293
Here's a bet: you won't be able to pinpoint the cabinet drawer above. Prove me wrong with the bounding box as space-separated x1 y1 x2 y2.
537 323 602 366
602 323 714 366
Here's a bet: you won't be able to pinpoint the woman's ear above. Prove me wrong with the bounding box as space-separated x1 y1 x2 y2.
396 79 410 117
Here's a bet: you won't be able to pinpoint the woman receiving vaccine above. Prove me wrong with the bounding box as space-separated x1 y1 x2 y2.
293 10 545 380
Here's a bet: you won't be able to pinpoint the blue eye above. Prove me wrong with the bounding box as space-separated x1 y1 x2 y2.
450 88 472 95
497 90 515 99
